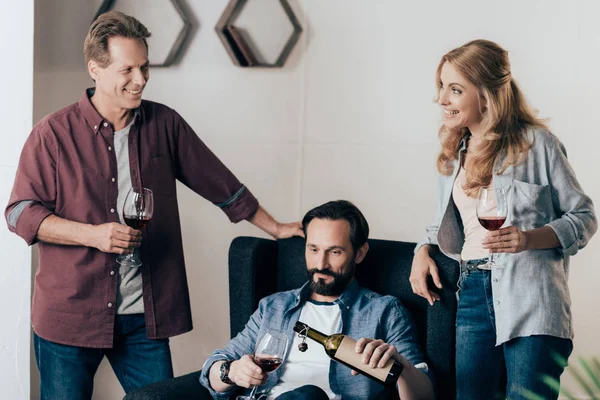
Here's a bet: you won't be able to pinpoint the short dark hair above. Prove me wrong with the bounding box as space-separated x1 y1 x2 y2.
302 200 369 252
84 11 151 68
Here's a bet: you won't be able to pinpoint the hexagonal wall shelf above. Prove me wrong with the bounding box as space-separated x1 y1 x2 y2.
93 0 192 67
215 0 302 68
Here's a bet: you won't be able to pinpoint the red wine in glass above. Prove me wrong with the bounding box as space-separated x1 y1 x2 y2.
124 216 150 230
253 356 283 372
117 187 154 268
237 330 288 400
477 217 506 231
476 187 508 268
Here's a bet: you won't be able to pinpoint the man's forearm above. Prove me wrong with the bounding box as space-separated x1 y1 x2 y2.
37 214 95 246
37 215 139 254
247 205 279 238
397 363 435 400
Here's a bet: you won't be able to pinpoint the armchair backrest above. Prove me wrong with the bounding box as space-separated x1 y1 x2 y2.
228 236 459 399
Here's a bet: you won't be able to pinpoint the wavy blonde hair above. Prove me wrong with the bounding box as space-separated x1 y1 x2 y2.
435 39 546 197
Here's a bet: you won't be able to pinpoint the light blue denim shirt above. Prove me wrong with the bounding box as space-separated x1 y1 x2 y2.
200 280 430 400
416 128 597 345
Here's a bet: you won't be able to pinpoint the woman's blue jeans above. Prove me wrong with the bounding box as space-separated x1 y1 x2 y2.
455 269 573 400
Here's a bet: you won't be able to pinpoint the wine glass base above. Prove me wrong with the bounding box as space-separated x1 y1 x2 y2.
236 396 257 400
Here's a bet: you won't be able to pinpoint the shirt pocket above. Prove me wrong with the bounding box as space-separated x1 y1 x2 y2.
510 179 552 230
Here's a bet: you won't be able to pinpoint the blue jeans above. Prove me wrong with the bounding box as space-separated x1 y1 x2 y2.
455 270 573 400
34 314 173 400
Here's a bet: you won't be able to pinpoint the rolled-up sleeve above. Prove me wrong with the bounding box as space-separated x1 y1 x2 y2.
200 299 265 398
5 123 57 245
415 174 445 254
172 111 259 223
384 299 435 386
545 138 597 256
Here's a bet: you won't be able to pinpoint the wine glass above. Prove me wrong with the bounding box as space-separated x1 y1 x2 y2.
116 187 153 268
237 330 288 400
476 187 508 268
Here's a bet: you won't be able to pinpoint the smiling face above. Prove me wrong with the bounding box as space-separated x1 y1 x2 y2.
437 61 486 135
88 36 149 114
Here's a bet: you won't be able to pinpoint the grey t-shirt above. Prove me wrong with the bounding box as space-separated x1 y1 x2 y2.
114 119 144 315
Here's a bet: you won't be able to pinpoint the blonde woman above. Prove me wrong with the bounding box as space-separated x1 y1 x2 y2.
410 40 597 399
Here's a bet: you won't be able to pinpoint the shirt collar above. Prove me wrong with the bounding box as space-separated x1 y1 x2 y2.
334 279 361 309
79 88 142 134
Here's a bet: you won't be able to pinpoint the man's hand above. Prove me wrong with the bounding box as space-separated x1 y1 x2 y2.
354 339 435 399
482 225 528 253
351 338 404 376
275 221 304 239
228 355 267 388
88 222 141 254
248 206 304 239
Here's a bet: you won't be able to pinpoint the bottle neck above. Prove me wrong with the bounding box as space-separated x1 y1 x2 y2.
305 326 329 346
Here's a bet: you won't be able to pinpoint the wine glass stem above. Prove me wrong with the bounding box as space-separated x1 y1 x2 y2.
489 252 495 264
248 385 259 399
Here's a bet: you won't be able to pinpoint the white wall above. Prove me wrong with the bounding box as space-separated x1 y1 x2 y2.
0 1 34 398
22 0 600 399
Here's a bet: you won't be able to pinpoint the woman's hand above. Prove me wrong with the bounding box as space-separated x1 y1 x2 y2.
410 246 442 306
482 226 528 253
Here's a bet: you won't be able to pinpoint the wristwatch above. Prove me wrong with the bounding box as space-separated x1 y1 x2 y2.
219 360 235 385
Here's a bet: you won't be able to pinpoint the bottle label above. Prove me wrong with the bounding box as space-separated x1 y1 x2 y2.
336 336 394 382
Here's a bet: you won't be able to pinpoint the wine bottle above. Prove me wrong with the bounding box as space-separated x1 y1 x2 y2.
293 321 403 388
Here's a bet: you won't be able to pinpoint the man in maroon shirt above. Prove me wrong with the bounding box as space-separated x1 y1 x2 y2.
5 11 301 399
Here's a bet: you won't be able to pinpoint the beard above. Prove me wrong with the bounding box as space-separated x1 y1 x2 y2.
307 262 356 297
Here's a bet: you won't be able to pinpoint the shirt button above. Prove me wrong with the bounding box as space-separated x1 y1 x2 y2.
111 178 116 182
108 146 112 151
110 271 115 276
93 125 97 130
103 122 108 127
110 208 115 213
493 278 499 283
108 303 113 308
496 300 500 306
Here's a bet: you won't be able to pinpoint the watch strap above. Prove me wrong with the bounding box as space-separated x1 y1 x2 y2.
219 360 235 385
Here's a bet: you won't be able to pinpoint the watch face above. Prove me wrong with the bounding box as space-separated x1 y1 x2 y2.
220 361 233 384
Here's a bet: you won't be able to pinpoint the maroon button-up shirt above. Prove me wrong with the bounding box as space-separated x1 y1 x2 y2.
5 89 259 348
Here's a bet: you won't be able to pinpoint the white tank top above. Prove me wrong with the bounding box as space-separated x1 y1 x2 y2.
452 167 490 261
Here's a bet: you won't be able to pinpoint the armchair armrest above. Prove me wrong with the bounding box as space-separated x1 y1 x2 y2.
122 371 209 400
425 252 459 397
